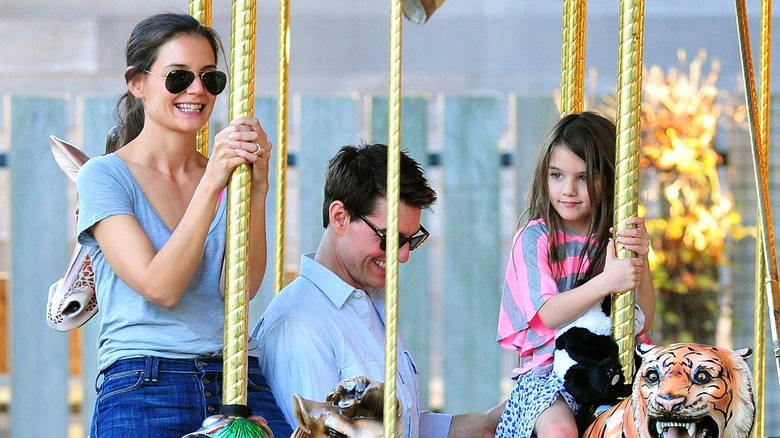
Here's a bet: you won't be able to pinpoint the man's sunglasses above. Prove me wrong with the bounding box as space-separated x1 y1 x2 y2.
145 69 227 96
358 215 429 251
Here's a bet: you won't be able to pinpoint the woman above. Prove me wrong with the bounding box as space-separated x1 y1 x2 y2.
77 12 291 438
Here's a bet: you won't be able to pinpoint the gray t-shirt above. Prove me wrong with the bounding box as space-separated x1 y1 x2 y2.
77 153 254 372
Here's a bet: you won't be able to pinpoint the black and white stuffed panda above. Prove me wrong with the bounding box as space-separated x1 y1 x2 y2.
552 297 644 406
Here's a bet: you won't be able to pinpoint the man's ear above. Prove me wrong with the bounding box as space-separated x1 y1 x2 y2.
329 201 350 236
127 67 145 99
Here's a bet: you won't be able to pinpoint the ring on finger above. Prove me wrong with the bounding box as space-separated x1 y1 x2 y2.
252 143 264 157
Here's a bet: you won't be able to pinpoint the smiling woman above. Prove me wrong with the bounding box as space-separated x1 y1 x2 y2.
73 12 290 438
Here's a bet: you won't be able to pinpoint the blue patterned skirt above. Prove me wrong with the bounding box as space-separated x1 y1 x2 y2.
495 370 578 438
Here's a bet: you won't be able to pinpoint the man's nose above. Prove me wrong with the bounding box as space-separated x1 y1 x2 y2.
397 242 411 263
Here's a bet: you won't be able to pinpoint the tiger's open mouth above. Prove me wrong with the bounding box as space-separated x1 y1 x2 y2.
649 416 718 438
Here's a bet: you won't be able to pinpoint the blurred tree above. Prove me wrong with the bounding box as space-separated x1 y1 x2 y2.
638 50 752 345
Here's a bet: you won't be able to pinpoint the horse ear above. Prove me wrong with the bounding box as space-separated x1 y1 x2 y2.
49 135 90 182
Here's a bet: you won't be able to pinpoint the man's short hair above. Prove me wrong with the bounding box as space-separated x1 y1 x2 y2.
322 143 437 228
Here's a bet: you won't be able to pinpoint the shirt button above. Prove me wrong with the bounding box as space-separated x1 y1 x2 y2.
202 377 210 385
407 402 413 410
353 291 362 298
207 405 216 413
197 361 206 368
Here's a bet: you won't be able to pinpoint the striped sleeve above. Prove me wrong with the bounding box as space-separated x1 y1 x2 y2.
496 219 558 356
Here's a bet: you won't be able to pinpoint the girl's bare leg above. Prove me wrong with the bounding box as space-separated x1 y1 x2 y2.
534 397 578 438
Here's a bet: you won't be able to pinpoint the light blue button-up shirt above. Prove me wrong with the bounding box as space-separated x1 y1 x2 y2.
253 253 452 438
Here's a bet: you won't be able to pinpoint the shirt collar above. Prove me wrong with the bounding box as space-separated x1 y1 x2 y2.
299 252 358 309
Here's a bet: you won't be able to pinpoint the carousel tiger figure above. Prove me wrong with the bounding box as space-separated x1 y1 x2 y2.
582 343 756 438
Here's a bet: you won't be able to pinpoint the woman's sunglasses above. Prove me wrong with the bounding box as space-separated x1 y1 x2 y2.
145 69 227 96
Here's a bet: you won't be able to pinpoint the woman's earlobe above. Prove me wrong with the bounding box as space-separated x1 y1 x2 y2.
128 82 143 98
127 68 145 98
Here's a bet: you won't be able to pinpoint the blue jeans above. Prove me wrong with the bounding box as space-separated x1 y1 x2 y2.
89 356 293 438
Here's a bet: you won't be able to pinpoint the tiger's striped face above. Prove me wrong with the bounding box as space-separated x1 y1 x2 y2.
633 343 755 438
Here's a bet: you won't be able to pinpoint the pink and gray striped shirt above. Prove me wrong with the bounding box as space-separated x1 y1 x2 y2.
496 218 594 376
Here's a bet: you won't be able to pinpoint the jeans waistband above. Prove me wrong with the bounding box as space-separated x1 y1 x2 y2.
103 355 260 377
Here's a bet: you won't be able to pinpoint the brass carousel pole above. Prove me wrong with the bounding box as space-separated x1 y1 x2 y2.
185 0 271 436
190 0 213 157
735 0 780 393
383 0 403 436
274 0 290 295
611 0 645 381
222 0 256 411
560 0 587 115
753 0 771 434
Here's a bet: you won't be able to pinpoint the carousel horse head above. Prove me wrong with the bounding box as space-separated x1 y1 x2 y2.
582 343 756 438
291 376 403 438
46 135 98 331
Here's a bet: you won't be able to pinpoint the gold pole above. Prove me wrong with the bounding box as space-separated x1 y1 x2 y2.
611 0 645 381
754 200 768 433
560 0 587 115
274 0 290 295
184 1 271 435
190 0 213 157
574 0 587 112
753 0 771 434
223 0 256 407
384 0 403 436
560 0 572 114
735 0 780 393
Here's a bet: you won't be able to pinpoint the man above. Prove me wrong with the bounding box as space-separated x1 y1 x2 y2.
253 143 503 437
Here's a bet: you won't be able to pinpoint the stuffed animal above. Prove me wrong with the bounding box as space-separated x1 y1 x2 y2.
553 297 643 405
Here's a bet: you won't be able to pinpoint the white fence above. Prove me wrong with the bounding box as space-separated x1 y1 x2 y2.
0 92 777 437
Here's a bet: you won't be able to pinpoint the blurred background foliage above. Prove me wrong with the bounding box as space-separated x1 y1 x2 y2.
638 50 753 345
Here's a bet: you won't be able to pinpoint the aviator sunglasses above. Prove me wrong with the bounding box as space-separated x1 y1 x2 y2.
145 69 228 95
358 215 430 251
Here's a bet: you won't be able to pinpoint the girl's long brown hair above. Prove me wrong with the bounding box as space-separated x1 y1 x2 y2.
520 111 617 281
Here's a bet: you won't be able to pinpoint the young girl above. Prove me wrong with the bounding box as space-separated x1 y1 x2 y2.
495 112 655 438
76 13 291 438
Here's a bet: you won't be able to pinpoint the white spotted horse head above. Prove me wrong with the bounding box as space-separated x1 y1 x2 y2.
46 135 97 331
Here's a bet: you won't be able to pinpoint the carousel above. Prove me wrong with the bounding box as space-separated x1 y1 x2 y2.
44 0 778 437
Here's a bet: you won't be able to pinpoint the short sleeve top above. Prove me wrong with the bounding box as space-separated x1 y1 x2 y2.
76 153 253 372
496 218 593 375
